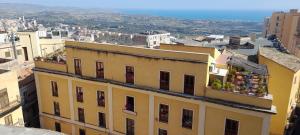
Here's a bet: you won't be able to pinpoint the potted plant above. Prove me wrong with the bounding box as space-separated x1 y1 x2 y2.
240 86 247 94
256 87 266 97
211 79 222 90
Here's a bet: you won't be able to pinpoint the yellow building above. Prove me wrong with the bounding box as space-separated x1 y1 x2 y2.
264 9 300 57
34 42 276 135
259 47 300 135
0 31 65 64
0 69 23 126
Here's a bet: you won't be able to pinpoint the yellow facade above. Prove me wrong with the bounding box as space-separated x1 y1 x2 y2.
34 41 275 135
259 48 300 135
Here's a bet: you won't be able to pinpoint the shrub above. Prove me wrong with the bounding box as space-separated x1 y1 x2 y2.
212 79 222 90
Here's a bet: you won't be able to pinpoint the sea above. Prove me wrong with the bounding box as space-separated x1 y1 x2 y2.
118 9 273 22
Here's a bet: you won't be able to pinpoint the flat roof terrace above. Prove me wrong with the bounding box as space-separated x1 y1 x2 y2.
65 41 212 64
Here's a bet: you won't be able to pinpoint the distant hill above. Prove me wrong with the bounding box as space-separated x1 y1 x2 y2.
0 3 263 36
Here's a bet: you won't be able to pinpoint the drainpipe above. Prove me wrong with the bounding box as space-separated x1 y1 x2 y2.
11 33 18 59
29 35 34 60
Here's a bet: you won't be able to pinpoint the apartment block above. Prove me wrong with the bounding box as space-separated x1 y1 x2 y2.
264 9 300 57
34 41 276 135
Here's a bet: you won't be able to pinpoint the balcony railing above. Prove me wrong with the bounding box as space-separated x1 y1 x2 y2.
205 87 273 109
0 98 21 115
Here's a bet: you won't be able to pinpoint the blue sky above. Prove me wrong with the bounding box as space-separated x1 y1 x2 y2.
1 0 300 10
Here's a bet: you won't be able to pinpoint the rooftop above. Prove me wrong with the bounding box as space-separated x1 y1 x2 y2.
259 47 300 72
0 126 62 135
65 41 211 63
139 30 170 35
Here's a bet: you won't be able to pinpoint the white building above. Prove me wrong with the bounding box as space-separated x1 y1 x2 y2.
0 33 8 44
37 30 47 38
140 31 172 48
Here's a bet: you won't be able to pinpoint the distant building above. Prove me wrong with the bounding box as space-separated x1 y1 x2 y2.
140 30 172 48
0 32 8 44
264 9 300 57
95 31 173 48
37 30 47 38
229 36 251 46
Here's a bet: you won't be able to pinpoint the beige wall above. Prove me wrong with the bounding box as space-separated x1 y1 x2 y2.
0 70 20 102
0 70 23 126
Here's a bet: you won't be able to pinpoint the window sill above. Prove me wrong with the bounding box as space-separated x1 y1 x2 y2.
182 126 193 130
97 105 105 108
123 109 137 116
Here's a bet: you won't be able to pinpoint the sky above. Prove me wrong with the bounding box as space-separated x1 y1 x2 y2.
1 0 300 10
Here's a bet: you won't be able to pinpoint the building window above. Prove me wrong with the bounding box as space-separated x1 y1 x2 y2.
96 62 104 79
159 104 169 123
225 119 239 135
184 75 195 95
54 102 60 116
126 118 135 135
17 49 22 55
98 112 106 128
51 81 58 97
55 122 61 132
158 128 167 135
0 88 9 109
78 108 85 123
182 109 193 129
76 87 83 102
126 66 134 84
79 129 85 135
5 51 11 58
125 96 134 112
97 91 105 107
160 71 170 90
74 58 82 75
4 114 13 125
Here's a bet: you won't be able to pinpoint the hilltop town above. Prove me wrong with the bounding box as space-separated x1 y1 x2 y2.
0 2 300 135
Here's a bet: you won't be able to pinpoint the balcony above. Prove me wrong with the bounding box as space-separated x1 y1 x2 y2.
207 56 273 109
0 98 21 115
205 87 273 109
